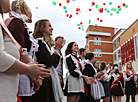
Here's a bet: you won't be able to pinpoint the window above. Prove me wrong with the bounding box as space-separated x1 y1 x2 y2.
135 36 138 60
94 54 102 57
94 37 101 45
128 42 131 61
113 40 116 50
131 39 135 61
94 49 102 57
94 49 101 52
113 52 116 61
117 37 120 46
118 62 122 71
118 49 121 60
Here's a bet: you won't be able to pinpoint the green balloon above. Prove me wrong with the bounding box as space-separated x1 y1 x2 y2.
109 1 112 5
52 1 57 5
114 8 116 11
118 8 121 11
77 24 80 26
111 8 114 11
82 28 84 31
107 10 110 13
91 4 94 7
98 8 100 12
110 13 113 16
65 10 68 13
79 10 81 13
72 0 76 1
64 6 67 9
95 4 99 8
104 8 107 11
116 11 119 14
95 24 97 26
81 25 83 27
125 5 128 8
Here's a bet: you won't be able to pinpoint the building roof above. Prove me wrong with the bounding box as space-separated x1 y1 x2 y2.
121 19 138 36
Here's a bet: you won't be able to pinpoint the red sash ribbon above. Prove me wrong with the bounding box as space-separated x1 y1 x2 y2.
110 72 123 90
0 16 22 60
126 71 134 81
71 54 88 94
126 71 138 92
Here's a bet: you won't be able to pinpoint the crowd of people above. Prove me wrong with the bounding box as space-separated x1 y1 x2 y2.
0 0 138 102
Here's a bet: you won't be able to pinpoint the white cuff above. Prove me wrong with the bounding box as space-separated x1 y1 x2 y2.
22 48 28 55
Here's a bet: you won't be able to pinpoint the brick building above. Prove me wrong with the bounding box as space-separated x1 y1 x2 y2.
85 19 138 72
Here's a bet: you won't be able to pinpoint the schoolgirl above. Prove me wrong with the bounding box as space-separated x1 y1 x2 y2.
110 64 124 102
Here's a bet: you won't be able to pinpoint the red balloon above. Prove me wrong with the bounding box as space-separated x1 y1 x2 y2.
97 18 99 20
76 12 79 15
69 14 72 18
100 20 103 22
76 8 80 11
80 22 83 25
99 8 103 13
89 8 92 11
78 27 81 29
67 0 70 3
118 6 120 8
36 7 38 9
92 2 95 5
59 3 62 7
66 14 69 17
122 3 126 7
103 3 106 5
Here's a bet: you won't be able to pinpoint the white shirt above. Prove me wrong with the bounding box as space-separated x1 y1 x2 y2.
102 69 111 82
124 70 137 82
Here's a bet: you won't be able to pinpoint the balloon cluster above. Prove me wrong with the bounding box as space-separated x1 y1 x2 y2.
49 1 128 31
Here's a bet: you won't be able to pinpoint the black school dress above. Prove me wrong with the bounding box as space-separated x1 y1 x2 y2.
110 73 124 96
31 39 60 102
125 72 137 95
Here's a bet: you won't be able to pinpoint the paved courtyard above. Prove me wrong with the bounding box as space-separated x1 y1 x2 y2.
62 95 138 102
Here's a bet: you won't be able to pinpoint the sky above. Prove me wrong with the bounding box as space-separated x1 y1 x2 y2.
4 0 138 76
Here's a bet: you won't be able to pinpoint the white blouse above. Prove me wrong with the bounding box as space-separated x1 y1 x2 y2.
0 23 20 102
124 70 137 82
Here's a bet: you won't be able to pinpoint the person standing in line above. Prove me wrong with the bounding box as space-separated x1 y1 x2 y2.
100 62 115 102
52 36 66 89
124 62 137 102
78 48 87 61
5 0 42 101
0 1 51 102
78 48 87 102
107 62 113 74
93 60 100 72
31 19 64 102
80 53 104 102
64 42 96 102
106 62 113 102
110 64 124 102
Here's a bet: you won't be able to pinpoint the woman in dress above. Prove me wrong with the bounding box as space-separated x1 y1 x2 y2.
124 61 137 102
110 64 124 102
100 62 115 102
64 42 96 102
0 0 51 102
31 19 64 102
80 53 104 102
5 0 41 101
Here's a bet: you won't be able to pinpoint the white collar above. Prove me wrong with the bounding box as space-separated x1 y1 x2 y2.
37 37 54 55
10 11 28 22
84 59 97 74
